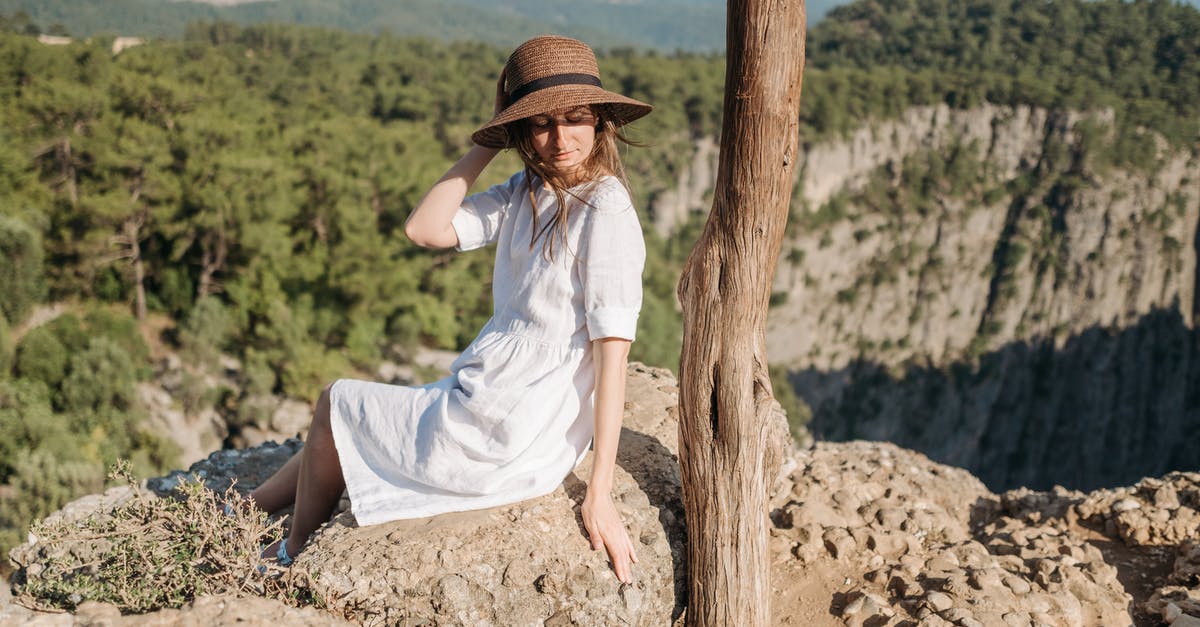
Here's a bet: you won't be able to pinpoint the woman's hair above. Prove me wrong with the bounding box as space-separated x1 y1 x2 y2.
510 105 637 261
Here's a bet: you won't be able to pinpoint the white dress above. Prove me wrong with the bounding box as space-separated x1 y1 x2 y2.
327 172 646 526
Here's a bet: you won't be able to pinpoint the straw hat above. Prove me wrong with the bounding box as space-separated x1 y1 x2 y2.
471 35 653 149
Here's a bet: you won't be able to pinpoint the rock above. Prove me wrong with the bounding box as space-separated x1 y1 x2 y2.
244 363 698 625
1113 498 1141 513
823 527 857 559
925 591 954 612
270 398 312 437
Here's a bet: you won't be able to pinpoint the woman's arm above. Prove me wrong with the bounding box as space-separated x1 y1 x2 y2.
582 336 638 584
404 146 499 249
404 70 506 249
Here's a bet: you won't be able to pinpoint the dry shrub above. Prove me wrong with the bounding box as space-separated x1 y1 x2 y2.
12 461 317 613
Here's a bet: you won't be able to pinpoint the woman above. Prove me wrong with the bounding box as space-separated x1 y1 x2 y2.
241 35 652 585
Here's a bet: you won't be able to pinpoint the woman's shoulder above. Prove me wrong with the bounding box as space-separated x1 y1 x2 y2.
579 175 633 215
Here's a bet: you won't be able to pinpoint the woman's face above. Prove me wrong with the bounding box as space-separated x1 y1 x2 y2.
527 105 597 175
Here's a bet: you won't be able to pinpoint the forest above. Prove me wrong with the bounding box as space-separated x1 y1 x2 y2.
1 0 1198 562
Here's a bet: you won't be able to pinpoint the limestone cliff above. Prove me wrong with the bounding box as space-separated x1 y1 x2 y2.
648 103 1200 492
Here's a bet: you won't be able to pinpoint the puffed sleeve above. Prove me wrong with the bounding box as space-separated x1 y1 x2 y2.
451 172 521 252
577 184 646 342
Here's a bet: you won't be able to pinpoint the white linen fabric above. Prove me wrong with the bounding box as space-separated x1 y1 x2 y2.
328 171 646 525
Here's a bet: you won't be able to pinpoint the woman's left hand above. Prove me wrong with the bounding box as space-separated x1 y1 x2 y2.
581 491 638 584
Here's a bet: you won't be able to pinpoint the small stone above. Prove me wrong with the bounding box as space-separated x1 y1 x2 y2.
968 568 1003 591
918 614 954 627
1172 615 1200 627
888 574 922 599
899 554 924 576
1003 574 1032 595
1164 603 1184 623
868 532 908 559
925 591 953 612
823 527 857 559
1002 612 1030 627
842 593 866 616
926 555 958 573
1155 486 1181 510
620 585 643 613
941 608 973 622
876 507 907 528
863 592 890 613
1113 498 1141 513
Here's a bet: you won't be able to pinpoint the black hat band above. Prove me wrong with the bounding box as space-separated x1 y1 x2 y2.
509 73 603 104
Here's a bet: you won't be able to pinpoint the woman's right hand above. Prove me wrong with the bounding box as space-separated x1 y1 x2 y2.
493 67 508 117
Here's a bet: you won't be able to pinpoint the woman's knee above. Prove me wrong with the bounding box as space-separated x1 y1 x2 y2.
310 382 337 438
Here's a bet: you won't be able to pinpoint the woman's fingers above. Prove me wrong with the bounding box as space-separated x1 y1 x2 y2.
599 523 635 583
582 495 636 583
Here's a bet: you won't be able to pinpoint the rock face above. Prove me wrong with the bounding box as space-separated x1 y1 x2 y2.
7 365 1199 626
775 116 1200 491
644 102 1200 493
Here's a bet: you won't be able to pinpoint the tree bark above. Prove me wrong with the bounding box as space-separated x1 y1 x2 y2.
676 0 806 625
123 213 147 322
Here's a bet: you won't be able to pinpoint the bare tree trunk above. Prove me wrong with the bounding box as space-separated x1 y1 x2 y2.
676 0 806 624
197 227 228 299
60 136 78 207
123 213 148 322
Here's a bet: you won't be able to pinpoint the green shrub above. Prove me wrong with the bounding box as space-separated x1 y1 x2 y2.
43 314 88 355
15 327 69 389
344 316 384 369
179 297 232 370
280 341 351 402
59 337 138 415
83 308 150 375
0 214 45 326
0 378 60 477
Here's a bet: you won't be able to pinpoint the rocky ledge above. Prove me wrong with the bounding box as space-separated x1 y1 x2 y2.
5 363 1200 626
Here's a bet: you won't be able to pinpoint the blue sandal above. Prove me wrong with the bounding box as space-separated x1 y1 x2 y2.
274 538 293 566
256 538 293 574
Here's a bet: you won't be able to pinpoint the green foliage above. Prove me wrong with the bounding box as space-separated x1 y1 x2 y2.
809 0 1200 147
15 326 68 388
179 297 231 370
770 365 813 443
0 316 9 377
59 337 137 415
1 307 174 562
0 449 104 554
0 214 45 325
344 316 385 369
83 308 150 372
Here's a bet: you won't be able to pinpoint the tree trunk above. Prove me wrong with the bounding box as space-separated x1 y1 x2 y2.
676 0 806 624
124 214 147 322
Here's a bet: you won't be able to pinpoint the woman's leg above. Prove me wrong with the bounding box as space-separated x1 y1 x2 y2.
283 385 346 556
247 451 303 514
